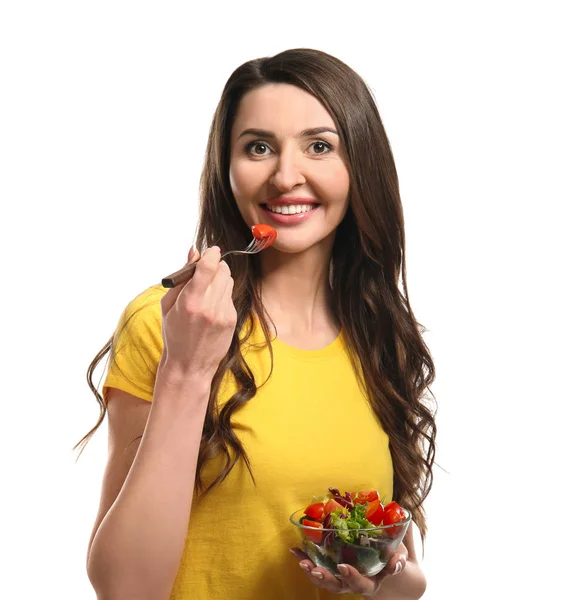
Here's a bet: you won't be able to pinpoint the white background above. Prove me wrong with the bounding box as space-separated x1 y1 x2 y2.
1 1 565 598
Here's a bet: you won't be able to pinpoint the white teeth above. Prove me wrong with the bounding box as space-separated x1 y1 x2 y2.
266 204 315 214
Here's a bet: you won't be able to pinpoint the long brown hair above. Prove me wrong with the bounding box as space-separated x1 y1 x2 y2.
75 48 437 546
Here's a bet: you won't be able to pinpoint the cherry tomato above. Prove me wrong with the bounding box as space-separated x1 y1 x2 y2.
382 507 405 537
354 490 379 505
323 498 345 516
302 519 323 544
383 508 405 525
365 499 385 525
304 502 325 521
251 224 276 240
383 501 403 514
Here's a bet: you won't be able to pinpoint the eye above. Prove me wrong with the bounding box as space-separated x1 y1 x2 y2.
245 141 272 157
309 140 333 155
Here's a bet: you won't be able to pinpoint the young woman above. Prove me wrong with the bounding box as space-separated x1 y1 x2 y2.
78 48 436 599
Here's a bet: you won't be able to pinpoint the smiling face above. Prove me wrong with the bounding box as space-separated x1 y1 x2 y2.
229 83 350 254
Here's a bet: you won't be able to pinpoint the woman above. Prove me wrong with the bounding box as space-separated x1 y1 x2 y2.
78 48 436 599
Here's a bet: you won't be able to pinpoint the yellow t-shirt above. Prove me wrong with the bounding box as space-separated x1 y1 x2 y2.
102 284 394 600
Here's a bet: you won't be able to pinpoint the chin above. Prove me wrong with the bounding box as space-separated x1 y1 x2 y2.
270 232 335 255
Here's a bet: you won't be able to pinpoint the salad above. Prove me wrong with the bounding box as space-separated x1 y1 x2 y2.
292 487 410 577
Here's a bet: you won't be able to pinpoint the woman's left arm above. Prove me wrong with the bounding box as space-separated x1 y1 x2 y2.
373 524 427 600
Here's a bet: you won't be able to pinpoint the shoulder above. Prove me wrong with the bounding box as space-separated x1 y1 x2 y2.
120 283 167 322
103 284 167 403
114 284 167 346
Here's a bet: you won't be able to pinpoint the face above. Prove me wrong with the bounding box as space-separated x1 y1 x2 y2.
229 83 350 254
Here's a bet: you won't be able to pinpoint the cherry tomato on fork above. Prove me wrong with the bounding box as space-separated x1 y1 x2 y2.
251 224 276 241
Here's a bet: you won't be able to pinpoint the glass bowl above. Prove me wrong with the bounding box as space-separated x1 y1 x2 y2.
289 507 412 578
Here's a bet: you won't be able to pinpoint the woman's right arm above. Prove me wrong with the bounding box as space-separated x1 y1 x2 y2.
87 246 237 600
86 373 211 600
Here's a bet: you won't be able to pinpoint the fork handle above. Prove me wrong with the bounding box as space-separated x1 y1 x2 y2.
161 249 237 289
161 261 198 288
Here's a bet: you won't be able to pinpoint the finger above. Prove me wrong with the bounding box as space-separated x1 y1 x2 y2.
184 246 221 297
187 246 201 263
395 541 408 560
209 261 233 313
219 267 236 315
391 542 408 569
289 549 343 591
289 547 310 562
289 548 315 575
374 540 408 580
382 551 408 577
335 563 377 595
160 247 202 314
305 566 344 594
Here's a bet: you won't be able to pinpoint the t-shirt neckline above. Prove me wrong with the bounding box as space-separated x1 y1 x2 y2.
271 328 345 361
247 312 345 361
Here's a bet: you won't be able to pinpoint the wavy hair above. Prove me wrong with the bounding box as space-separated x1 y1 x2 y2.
75 48 437 546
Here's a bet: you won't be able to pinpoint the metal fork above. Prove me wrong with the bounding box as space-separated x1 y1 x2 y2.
161 237 273 288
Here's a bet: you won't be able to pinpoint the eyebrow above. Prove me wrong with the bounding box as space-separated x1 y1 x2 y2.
237 126 339 140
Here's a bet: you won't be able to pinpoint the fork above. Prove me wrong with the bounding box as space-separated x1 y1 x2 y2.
161 236 273 288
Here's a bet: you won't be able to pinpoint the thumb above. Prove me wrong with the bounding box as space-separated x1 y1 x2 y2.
381 551 407 579
188 245 201 263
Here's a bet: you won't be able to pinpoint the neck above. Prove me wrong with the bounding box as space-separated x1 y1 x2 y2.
258 240 338 336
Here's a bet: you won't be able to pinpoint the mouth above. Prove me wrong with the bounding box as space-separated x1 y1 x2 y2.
261 203 319 215
259 201 321 225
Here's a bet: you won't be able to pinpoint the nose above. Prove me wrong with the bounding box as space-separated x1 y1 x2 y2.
268 150 306 191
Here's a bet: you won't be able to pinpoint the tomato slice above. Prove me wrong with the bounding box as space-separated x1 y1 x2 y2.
304 502 325 521
354 490 379 505
365 499 385 525
302 519 323 544
323 498 345 516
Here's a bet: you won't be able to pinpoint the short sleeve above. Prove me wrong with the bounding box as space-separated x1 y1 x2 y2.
102 285 167 404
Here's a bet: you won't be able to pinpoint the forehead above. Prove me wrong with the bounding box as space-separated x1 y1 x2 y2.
231 83 335 138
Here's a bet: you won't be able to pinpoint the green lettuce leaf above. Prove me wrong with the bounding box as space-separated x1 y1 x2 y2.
350 503 374 529
330 511 354 543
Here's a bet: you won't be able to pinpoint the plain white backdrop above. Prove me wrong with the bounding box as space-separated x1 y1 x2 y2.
1 1 565 598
